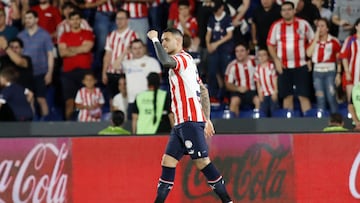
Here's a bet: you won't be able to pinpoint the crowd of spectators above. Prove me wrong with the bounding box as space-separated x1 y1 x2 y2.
0 0 359 130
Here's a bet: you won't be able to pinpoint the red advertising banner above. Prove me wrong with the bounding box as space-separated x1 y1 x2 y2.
293 133 360 203
71 134 295 203
0 138 72 203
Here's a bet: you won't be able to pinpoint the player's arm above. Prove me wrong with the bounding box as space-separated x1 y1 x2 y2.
199 83 210 120
147 30 177 69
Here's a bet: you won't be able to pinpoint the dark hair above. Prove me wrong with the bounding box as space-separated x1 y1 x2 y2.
117 8 130 19
130 38 145 47
178 0 190 7
83 70 96 80
183 34 191 49
69 10 82 19
9 37 24 48
26 10 38 18
329 113 344 125
163 27 184 38
147 72 161 124
282 1 295 9
350 18 360 36
61 2 76 10
0 67 17 83
212 0 224 12
317 17 330 29
235 41 250 50
112 110 125 126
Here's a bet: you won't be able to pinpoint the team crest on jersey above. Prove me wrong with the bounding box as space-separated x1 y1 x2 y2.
297 28 304 36
185 140 193 149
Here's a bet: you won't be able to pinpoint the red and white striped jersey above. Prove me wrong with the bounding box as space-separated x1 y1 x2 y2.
169 50 206 125
254 62 277 96
225 57 257 91
173 16 198 38
311 34 341 63
104 28 138 74
56 19 92 42
122 2 148 18
97 0 116 12
340 35 360 85
75 87 105 122
267 17 314 68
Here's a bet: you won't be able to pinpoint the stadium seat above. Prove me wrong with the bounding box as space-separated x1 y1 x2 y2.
272 109 301 118
239 109 266 119
303 108 329 118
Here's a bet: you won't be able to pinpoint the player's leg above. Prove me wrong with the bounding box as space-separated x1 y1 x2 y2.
154 128 184 203
183 122 232 203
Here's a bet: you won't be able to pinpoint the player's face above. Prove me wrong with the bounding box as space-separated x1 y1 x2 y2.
82 75 96 88
69 14 81 30
235 45 249 62
257 50 269 64
130 41 145 59
281 4 295 21
24 14 37 28
161 32 178 55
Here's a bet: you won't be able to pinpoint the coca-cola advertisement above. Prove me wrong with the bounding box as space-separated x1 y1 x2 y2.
71 135 294 203
293 133 360 203
0 138 72 203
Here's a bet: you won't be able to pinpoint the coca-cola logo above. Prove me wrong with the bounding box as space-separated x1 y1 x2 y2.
182 143 291 201
349 151 360 199
0 142 70 203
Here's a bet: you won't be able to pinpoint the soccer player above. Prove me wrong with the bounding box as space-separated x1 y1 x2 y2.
147 28 233 203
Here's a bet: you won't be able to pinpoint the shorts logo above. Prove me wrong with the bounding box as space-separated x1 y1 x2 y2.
185 140 193 149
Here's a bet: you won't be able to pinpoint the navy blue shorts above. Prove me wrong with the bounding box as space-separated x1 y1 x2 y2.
165 122 209 160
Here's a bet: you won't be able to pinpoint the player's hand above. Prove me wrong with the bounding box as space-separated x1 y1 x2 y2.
147 30 158 41
204 120 215 138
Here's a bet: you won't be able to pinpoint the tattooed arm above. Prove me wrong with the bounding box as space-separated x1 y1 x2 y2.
200 83 214 137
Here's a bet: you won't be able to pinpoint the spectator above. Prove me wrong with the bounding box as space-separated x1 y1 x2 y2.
1 0 21 29
323 113 348 132
205 0 234 101
251 0 281 49
112 74 128 118
56 2 92 43
18 10 54 119
121 0 149 44
58 11 95 120
224 42 260 117
0 68 33 121
0 8 18 43
174 0 199 51
340 18 360 102
311 0 332 20
348 83 360 131
0 37 33 92
75 71 105 122
132 72 173 134
98 110 131 135
82 0 116 75
148 0 167 32
295 0 320 28
102 9 138 103
331 0 360 42
167 0 195 28
254 47 278 117
306 18 341 113
31 0 62 42
224 0 250 44
120 39 161 120
267 1 314 114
